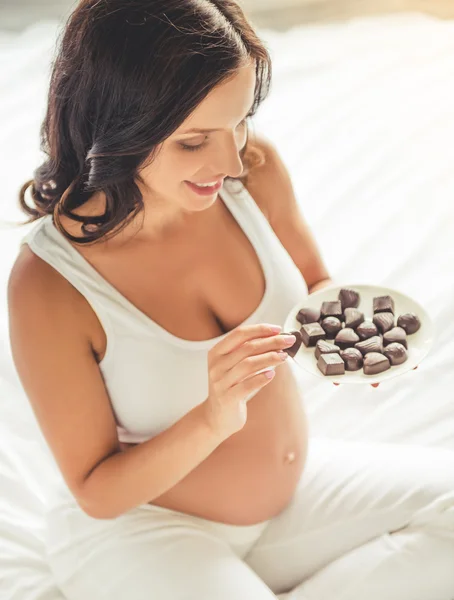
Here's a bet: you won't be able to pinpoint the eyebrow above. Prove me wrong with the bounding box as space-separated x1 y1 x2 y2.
179 101 255 136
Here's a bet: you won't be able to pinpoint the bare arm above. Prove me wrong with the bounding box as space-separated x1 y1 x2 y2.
8 248 221 520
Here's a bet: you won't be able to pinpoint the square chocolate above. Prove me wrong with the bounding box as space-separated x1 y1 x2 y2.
320 301 343 320
317 353 345 376
300 322 326 347
373 295 395 315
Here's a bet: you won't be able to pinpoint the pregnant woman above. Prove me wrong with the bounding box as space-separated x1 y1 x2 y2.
7 1 454 598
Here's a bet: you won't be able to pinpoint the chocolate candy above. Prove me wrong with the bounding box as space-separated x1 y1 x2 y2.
383 342 408 366
356 320 378 340
296 307 320 325
397 313 421 335
355 335 384 356
338 288 360 311
373 295 395 315
320 316 342 338
340 347 363 371
344 307 364 330
334 327 360 350
282 330 303 358
320 301 343 320
315 340 341 360
317 353 345 376
363 352 391 375
373 312 394 334
300 322 326 347
383 326 408 349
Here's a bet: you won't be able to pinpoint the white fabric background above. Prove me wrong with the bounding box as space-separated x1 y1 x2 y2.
0 13 453 599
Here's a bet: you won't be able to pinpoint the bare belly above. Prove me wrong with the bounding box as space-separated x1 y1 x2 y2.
150 362 309 525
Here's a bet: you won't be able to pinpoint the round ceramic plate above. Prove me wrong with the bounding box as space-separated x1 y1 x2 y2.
283 283 434 385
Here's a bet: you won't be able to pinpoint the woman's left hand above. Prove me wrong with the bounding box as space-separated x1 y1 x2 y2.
333 365 418 388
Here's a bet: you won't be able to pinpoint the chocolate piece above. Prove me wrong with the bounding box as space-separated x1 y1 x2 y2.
334 327 360 350
397 313 421 335
373 295 395 315
340 348 363 371
356 320 378 340
355 335 384 356
315 340 341 360
320 316 342 338
383 326 408 349
282 330 303 358
300 322 326 347
344 308 364 330
373 312 394 334
383 342 408 366
317 353 345 376
363 352 391 375
338 288 360 311
320 301 343 320
296 307 320 326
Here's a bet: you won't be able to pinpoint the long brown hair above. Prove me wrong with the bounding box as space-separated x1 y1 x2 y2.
18 0 272 244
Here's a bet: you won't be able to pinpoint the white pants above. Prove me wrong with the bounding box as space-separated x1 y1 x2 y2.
45 437 454 600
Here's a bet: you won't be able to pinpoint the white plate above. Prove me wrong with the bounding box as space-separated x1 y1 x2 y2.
283 283 434 385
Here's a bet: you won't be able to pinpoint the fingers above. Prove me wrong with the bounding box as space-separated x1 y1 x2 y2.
212 323 282 356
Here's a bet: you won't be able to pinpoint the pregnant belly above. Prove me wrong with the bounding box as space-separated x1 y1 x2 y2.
151 363 309 525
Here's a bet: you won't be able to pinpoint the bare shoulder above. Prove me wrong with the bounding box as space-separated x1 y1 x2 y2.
244 133 294 222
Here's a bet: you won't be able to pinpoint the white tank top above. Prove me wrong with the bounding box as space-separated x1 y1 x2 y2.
20 178 308 445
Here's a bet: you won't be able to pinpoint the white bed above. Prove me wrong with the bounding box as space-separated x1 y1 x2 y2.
1 13 454 599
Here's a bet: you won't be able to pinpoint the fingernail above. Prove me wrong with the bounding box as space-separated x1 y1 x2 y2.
268 325 282 333
281 334 296 344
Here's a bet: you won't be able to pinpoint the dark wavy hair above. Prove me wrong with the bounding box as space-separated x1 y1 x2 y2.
18 0 272 244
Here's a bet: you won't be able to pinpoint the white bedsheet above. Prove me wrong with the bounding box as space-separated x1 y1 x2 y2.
1 13 453 599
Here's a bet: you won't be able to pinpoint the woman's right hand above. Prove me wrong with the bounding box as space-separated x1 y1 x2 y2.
200 324 296 441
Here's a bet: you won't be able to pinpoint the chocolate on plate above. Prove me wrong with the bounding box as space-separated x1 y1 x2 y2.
340 347 363 371
320 301 343 321
315 340 341 360
373 295 395 315
320 316 342 338
334 327 360 350
363 352 391 375
356 320 378 340
383 342 408 365
383 326 408 349
373 312 394 334
344 307 364 330
317 353 345 376
338 288 360 311
296 307 320 325
293 286 422 379
355 335 384 356
282 330 303 358
397 313 421 335
300 322 326 347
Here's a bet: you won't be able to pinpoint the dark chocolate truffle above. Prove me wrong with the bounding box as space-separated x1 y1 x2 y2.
315 340 341 360
373 295 395 315
317 353 345 376
296 307 320 326
355 335 384 356
383 326 408 349
363 352 391 375
320 316 342 338
383 342 408 366
373 312 394 334
320 301 343 321
356 320 379 341
397 313 421 335
338 288 360 311
282 330 303 358
340 347 364 371
300 322 326 347
344 308 364 330
334 327 360 350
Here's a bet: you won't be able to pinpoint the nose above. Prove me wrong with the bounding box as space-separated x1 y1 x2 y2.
213 137 244 180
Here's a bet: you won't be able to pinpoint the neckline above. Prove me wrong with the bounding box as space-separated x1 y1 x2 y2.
44 180 274 350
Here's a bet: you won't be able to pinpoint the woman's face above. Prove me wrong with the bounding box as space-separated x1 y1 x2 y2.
138 61 256 220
